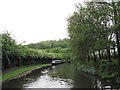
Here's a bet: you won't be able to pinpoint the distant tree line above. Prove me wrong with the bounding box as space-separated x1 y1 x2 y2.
1 32 69 70
26 39 70 60
27 39 68 49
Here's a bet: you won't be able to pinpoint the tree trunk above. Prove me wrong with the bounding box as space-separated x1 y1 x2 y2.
113 47 116 58
93 52 97 62
87 54 90 62
107 48 111 62
98 50 101 59
101 50 104 59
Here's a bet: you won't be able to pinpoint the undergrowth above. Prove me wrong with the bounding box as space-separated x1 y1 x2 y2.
77 59 119 83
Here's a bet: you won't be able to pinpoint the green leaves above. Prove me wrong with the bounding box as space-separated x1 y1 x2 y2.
2 32 68 67
27 39 68 49
67 1 120 62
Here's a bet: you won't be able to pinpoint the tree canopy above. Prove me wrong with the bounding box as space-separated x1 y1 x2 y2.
1 32 69 69
67 1 120 68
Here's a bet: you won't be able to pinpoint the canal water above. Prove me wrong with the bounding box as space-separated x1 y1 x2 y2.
2 63 120 89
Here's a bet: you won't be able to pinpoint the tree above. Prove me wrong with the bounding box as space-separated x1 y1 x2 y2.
67 1 120 78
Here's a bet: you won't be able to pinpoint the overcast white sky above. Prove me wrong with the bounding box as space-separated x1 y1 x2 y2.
0 0 84 44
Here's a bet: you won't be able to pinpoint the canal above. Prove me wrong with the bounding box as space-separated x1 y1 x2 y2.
2 63 120 89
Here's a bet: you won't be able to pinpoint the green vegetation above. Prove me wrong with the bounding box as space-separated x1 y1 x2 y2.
27 39 70 60
97 59 118 82
67 1 120 83
1 64 51 82
27 39 68 49
1 32 69 70
1 0 120 85
77 59 118 83
77 61 96 75
1 31 70 83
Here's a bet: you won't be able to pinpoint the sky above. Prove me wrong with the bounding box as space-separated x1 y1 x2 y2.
0 0 84 44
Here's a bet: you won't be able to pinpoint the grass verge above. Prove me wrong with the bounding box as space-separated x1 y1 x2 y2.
77 59 119 83
0 64 51 83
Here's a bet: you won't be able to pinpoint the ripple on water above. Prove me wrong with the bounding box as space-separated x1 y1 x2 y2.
23 74 73 88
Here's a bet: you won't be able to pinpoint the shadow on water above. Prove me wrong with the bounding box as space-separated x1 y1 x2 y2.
2 63 120 89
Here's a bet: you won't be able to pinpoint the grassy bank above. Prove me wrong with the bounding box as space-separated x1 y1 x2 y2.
77 59 119 84
0 64 51 83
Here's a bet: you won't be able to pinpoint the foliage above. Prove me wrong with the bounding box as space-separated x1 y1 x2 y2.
77 59 118 83
2 32 67 69
97 59 118 81
77 61 96 75
67 1 120 83
27 39 68 49
27 39 70 60
68 1 120 60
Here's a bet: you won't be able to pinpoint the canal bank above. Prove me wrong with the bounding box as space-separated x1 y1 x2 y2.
2 63 95 88
1 64 51 84
2 63 120 89
76 60 120 88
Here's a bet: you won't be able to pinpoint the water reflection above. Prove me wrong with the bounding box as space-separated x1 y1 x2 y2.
23 64 96 88
24 74 72 88
2 63 120 89
23 65 73 88
49 64 96 88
